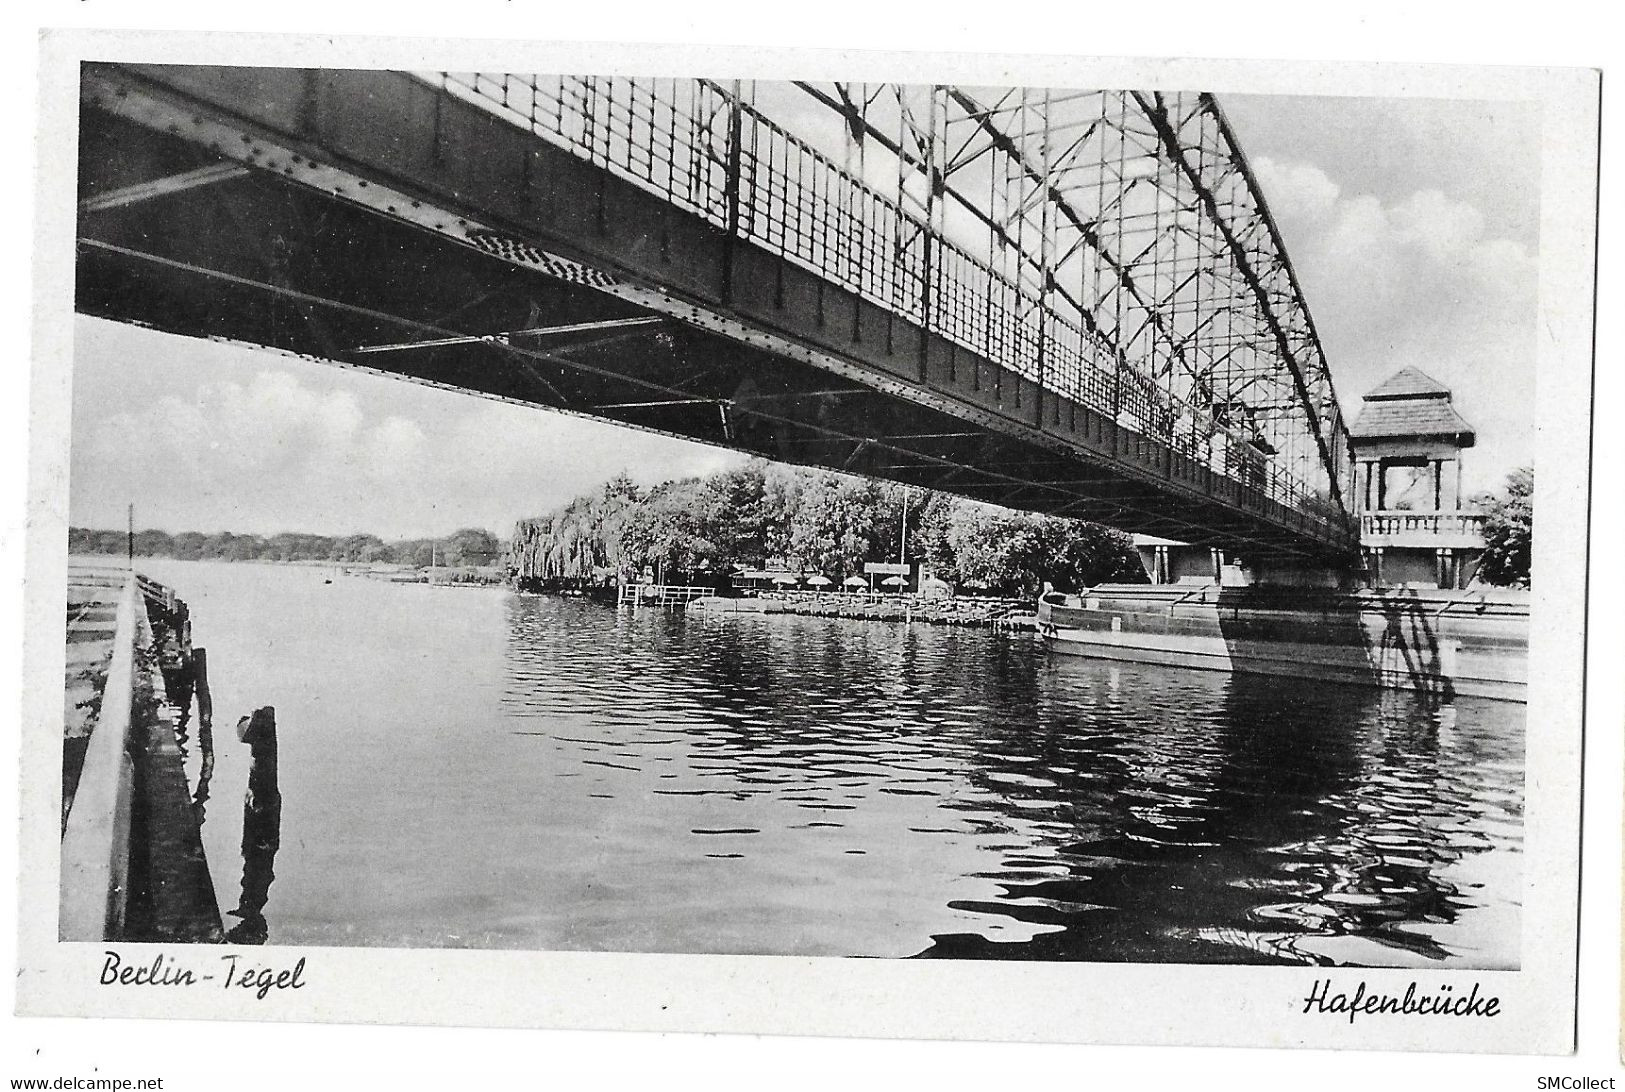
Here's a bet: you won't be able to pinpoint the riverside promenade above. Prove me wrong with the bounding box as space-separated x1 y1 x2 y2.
689 590 1036 630
61 563 222 943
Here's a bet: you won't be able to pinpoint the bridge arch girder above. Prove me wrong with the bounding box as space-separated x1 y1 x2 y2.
75 63 1361 560
785 80 1352 524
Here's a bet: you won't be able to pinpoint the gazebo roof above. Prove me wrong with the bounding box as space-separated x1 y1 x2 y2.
1362 366 1453 401
1349 368 1476 446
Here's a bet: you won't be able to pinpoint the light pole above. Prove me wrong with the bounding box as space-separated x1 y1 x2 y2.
898 490 909 565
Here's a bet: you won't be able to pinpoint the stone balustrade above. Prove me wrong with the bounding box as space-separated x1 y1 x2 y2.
1360 510 1487 547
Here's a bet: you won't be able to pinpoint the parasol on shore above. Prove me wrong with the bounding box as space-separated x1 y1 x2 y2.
806 575 832 587
881 575 907 588
843 575 868 588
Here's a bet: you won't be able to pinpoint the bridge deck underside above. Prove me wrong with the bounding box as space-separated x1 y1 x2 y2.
75 66 1356 562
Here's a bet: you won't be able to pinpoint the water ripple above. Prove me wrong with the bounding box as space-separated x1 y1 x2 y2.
493 595 1523 966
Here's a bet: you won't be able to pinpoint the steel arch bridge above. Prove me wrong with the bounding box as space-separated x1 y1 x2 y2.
76 65 1358 561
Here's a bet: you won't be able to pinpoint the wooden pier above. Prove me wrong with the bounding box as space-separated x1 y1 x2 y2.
61 564 223 942
618 583 715 607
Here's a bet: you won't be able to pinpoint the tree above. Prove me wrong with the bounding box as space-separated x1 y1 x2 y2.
912 491 959 577
342 533 385 562
619 481 713 577
697 461 770 567
939 506 1142 596
442 528 501 567
64 525 506 568
132 529 174 557
505 463 1145 594
1475 466 1533 587
171 531 209 560
222 533 266 561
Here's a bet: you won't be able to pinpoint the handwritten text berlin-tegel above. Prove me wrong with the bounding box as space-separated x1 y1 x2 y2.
1302 979 1501 1024
99 950 307 1001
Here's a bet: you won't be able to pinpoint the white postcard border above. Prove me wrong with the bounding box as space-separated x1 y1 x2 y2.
16 29 1600 1054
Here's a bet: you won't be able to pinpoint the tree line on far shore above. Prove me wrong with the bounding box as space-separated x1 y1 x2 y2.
68 526 504 569
69 463 1533 591
508 460 1146 598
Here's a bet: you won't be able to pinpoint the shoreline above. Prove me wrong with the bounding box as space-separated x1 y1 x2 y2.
688 593 1037 631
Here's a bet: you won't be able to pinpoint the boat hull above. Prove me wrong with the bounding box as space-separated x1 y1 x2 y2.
1037 585 1527 702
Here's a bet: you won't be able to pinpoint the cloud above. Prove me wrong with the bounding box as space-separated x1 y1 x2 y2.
1260 159 1342 220
70 337 741 540
1252 156 1537 496
362 416 430 481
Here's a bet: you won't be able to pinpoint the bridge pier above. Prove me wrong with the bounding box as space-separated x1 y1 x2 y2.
1134 536 1359 590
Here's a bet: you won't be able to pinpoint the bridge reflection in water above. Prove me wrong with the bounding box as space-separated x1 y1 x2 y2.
501 597 1520 966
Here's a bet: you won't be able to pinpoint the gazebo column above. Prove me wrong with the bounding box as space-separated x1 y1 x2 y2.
1359 460 1377 514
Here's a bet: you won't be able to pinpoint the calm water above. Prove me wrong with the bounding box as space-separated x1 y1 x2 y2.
128 558 1523 967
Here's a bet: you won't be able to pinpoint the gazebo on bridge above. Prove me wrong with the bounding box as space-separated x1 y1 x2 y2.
1349 367 1486 589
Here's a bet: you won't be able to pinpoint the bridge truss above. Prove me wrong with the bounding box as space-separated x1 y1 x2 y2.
77 64 1359 558
438 74 1354 531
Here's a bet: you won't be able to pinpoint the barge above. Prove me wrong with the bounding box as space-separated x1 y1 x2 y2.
1036 583 1528 702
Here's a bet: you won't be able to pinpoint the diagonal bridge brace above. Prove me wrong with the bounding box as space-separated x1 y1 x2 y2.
1132 91 1351 522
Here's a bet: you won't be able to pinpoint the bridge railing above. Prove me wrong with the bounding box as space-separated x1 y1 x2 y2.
1361 511 1487 543
432 73 1349 538
619 583 716 606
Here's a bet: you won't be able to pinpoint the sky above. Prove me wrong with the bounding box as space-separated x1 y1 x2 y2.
1225 93 1540 499
68 89 1541 541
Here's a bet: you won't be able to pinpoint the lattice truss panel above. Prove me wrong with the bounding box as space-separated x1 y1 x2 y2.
432 73 1353 524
